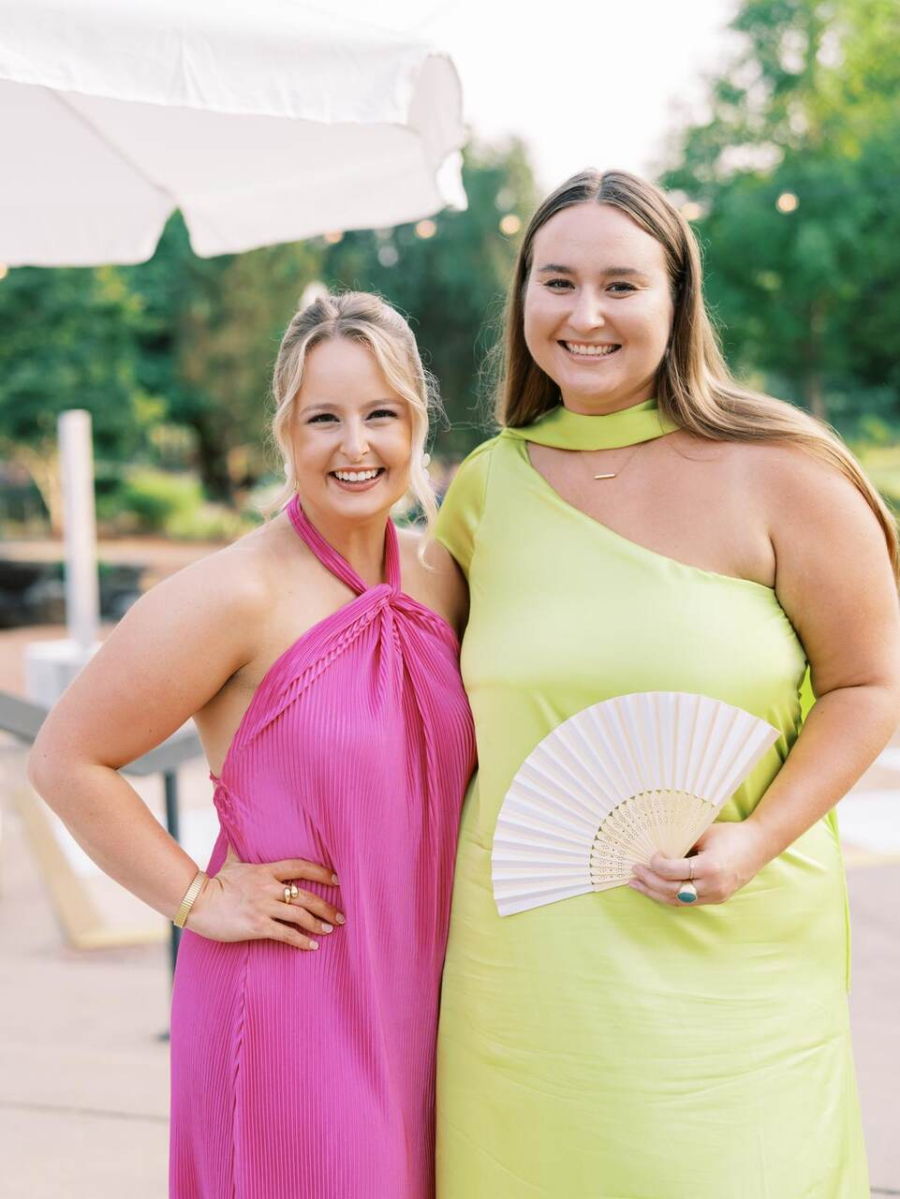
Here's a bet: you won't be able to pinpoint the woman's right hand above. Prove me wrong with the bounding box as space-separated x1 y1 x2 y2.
185 844 345 950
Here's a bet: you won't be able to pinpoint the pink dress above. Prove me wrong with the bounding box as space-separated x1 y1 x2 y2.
169 497 476 1198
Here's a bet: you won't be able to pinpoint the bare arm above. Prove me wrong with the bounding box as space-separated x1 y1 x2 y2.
746 450 900 854
28 548 341 945
404 533 469 638
632 447 900 905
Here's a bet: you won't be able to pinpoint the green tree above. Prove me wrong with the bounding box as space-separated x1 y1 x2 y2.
0 263 148 530
662 0 900 429
124 215 324 501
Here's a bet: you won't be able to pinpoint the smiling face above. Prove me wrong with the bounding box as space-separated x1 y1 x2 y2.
290 336 413 527
523 202 674 415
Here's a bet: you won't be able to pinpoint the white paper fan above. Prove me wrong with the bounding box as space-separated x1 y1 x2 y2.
492 692 779 916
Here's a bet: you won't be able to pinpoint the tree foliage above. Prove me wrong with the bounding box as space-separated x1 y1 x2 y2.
662 0 900 430
0 261 149 529
0 137 536 516
122 216 323 501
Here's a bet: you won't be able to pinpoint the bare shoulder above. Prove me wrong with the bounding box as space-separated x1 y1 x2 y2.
668 432 878 533
149 518 281 617
397 525 469 637
739 440 896 633
739 439 884 541
734 440 900 696
123 511 325 653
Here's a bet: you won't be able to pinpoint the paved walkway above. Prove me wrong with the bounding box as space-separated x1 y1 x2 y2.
1 740 170 1199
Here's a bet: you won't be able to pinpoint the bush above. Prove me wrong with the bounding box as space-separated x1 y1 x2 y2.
119 470 203 532
164 502 255 542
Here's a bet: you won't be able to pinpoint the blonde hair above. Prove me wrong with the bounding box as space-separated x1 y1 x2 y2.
498 168 899 579
267 291 439 540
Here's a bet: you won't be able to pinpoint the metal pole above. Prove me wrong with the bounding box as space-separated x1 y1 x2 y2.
164 770 181 978
58 410 99 653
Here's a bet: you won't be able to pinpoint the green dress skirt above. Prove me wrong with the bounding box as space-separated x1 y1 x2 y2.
434 430 868 1198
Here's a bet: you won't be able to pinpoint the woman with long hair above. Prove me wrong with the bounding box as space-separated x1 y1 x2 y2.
433 170 899 1196
30 292 475 1198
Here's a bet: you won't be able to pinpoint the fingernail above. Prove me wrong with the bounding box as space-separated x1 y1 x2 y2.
331 873 340 885
628 882 640 890
309 940 319 950
335 913 346 925
320 923 333 933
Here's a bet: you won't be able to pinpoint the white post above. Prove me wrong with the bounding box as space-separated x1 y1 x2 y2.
25 409 101 704
59 409 99 651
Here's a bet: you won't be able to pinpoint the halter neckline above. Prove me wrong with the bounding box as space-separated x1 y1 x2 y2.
286 494 400 594
502 397 678 451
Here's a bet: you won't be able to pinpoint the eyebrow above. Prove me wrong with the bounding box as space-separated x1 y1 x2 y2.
535 263 649 279
300 399 400 413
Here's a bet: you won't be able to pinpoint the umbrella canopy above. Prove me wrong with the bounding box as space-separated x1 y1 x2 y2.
0 0 467 265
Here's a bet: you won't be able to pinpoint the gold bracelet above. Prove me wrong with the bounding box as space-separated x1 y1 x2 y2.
173 869 208 929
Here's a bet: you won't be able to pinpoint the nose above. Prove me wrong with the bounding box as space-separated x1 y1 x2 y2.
567 287 606 333
341 417 369 460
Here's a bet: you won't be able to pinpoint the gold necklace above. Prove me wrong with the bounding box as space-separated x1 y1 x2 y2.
583 440 644 481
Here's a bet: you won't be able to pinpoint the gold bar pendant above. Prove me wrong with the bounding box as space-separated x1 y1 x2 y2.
593 473 616 479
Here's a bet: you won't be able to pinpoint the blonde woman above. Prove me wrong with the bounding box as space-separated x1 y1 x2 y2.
433 171 900 1197
30 292 475 1199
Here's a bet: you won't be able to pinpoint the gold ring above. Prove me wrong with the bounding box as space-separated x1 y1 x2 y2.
283 886 292 905
689 858 695 882
290 884 299 899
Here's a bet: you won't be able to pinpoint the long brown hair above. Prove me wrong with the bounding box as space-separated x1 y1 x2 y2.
497 168 899 579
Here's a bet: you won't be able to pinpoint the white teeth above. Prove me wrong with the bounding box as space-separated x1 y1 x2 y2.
334 469 380 482
564 342 619 357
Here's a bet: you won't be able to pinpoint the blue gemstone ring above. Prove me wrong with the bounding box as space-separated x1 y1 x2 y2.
676 882 698 904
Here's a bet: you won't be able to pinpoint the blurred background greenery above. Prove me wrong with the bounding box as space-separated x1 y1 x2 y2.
1 0 898 542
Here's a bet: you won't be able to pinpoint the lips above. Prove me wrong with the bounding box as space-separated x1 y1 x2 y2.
328 467 386 491
560 341 621 358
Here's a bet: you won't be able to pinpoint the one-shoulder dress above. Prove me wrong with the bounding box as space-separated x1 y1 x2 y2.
169 496 476 1199
434 433 868 1197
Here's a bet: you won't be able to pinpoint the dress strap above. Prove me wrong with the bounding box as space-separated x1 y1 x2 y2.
287 494 400 594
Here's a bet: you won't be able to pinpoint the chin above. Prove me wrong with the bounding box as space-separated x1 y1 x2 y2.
563 378 622 406
325 486 401 521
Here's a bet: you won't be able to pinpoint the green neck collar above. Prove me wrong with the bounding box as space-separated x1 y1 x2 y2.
503 397 678 451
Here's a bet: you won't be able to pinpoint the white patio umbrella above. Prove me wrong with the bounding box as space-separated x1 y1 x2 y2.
3 0 467 705
0 0 467 267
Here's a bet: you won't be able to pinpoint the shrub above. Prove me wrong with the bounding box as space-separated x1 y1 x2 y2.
164 502 256 542
119 470 203 532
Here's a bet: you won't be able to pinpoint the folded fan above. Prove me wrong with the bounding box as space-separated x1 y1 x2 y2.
492 691 780 916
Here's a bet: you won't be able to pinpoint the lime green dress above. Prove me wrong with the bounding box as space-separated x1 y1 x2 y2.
434 401 868 1198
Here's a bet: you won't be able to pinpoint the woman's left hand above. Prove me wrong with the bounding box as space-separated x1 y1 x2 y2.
628 820 773 907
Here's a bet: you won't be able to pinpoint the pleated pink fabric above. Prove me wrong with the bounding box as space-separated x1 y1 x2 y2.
169 496 476 1198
